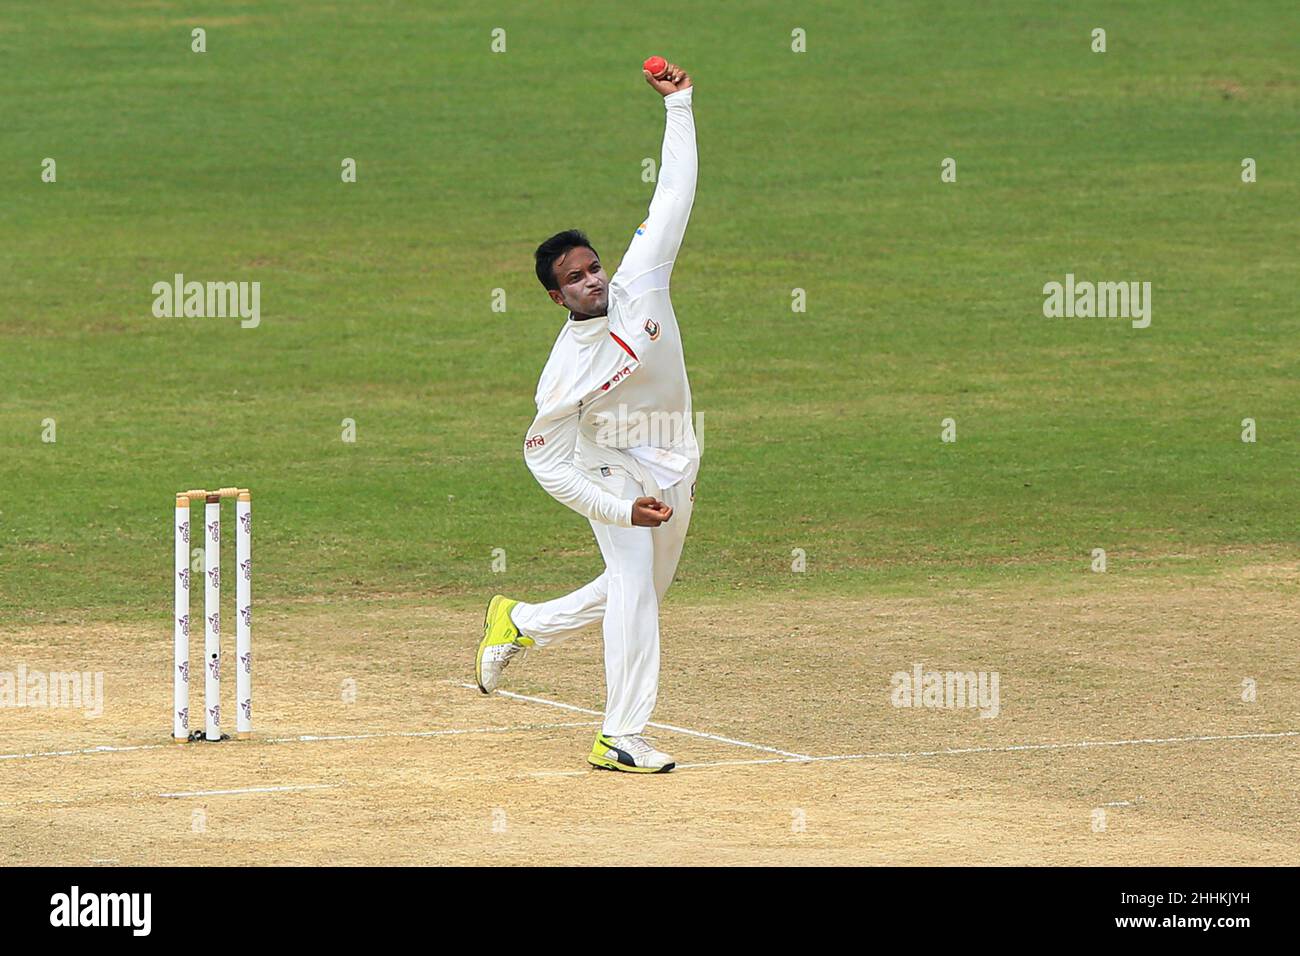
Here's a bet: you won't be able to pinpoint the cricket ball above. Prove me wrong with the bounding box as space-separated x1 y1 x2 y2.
643 55 668 78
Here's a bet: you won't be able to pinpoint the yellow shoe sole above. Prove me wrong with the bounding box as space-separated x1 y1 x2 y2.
587 752 676 774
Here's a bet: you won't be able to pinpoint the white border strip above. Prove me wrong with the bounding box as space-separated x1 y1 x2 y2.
812 729 1300 763
464 684 814 760
267 720 599 744
0 721 600 762
0 743 165 761
436 728 1300 782
3 722 1292 774
670 729 1300 770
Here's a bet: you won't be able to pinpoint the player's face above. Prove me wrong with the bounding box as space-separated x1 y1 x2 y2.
549 246 608 317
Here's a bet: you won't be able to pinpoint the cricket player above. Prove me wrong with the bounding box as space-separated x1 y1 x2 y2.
475 63 699 773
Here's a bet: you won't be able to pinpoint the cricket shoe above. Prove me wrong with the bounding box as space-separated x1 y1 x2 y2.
476 594 534 694
587 732 675 773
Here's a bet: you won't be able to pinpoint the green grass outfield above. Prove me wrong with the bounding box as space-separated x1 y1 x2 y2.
2 1 1297 626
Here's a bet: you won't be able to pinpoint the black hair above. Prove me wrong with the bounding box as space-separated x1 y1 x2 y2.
534 229 599 292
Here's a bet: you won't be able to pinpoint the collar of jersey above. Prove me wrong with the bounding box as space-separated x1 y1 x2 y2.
566 310 610 344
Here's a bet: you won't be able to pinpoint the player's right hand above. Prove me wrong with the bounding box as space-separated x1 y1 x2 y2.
631 496 673 526
643 62 691 97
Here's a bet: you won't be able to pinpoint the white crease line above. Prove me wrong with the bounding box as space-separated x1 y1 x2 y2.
645 718 812 760
668 729 1300 771
460 683 813 760
6 719 1291 780
158 784 336 799
267 720 600 744
49 728 1294 795
674 757 794 770
0 743 165 761
813 729 1300 763
0 721 601 763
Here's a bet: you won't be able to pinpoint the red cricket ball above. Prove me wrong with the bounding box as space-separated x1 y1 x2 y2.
643 55 668 78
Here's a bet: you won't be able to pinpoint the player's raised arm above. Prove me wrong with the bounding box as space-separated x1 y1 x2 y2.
609 62 697 301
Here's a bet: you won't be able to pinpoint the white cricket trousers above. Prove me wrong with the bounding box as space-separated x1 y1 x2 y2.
510 457 699 736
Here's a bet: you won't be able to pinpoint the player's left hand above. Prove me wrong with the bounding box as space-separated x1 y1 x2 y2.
631 496 673 526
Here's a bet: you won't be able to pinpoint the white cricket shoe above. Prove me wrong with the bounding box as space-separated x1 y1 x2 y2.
587 732 676 773
476 594 533 694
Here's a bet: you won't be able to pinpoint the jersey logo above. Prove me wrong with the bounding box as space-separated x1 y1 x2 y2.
600 365 632 391
635 222 648 236
525 435 545 449
644 318 660 340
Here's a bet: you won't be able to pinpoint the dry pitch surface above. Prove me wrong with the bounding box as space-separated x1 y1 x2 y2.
2 564 1297 866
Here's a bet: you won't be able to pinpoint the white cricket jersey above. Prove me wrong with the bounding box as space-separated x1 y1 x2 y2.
524 86 699 528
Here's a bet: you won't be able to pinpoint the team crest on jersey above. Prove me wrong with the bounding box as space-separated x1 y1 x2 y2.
644 318 660 340
635 222 648 236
